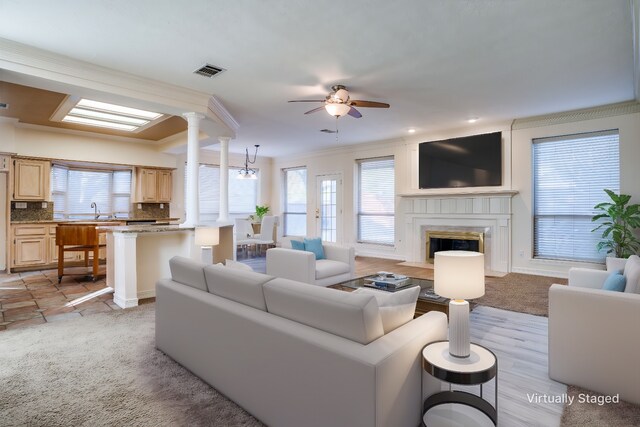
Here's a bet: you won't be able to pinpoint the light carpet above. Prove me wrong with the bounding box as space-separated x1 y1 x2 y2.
0 304 263 427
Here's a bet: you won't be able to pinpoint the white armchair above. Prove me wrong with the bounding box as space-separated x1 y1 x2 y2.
548 255 640 404
266 240 355 287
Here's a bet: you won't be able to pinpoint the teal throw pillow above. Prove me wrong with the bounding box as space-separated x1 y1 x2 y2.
303 237 325 260
602 272 626 292
290 240 305 251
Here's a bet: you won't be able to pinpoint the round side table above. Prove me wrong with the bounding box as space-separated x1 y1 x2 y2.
422 340 498 426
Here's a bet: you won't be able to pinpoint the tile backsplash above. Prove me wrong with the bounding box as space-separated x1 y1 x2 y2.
130 203 170 219
11 201 54 222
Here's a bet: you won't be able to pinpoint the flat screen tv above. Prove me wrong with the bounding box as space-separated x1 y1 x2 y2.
418 131 502 189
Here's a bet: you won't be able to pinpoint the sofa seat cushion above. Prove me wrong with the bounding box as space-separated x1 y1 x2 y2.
169 256 208 291
623 255 640 294
354 286 420 333
204 265 274 311
315 259 350 279
263 278 384 344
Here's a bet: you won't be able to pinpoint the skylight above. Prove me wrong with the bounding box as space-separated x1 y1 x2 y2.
61 99 163 132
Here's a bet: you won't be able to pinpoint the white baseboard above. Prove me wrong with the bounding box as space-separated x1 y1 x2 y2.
354 249 405 261
137 289 156 300
511 266 568 279
113 295 139 309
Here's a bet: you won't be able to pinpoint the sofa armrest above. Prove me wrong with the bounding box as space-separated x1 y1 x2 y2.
323 244 355 276
266 248 316 284
549 284 640 404
568 267 610 289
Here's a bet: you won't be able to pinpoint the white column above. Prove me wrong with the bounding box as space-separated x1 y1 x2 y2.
112 232 139 309
218 136 231 223
183 112 204 227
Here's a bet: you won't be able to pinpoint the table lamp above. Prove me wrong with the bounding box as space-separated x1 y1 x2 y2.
195 227 219 263
434 250 485 358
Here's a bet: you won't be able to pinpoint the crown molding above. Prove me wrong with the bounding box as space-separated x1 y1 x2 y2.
512 101 640 130
0 37 211 115
206 96 239 138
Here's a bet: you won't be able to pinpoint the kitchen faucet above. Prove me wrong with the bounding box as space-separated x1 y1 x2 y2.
91 202 100 220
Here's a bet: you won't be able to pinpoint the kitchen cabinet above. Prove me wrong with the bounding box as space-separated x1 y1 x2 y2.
13 158 50 201
12 225 48 267
135 168 172 203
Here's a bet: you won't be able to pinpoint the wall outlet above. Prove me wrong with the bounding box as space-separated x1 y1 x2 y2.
137 203 142 210
519 250 525 258
160 203 164 209
42 202 48 209
15 202 27 209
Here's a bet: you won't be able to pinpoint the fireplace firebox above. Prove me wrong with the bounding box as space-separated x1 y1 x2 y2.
425 231 484 263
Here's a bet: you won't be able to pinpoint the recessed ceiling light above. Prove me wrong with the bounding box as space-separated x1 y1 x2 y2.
60 98 164 132
467 118 479 123
408 128 416 133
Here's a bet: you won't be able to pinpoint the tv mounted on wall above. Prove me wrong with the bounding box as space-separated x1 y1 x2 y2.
418 131 502 189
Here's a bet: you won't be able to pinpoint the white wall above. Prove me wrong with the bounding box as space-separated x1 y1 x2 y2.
270 106 640 277
511 111 640 277
7 125 177 168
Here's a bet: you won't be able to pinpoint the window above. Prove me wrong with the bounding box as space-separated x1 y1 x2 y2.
357 157 395 245
51 165 132 219
533 130 619 262
185 164 258 221
283 168 307 236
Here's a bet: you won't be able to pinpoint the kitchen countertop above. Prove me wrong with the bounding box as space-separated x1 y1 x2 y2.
11 218 181 224
96 224 194 233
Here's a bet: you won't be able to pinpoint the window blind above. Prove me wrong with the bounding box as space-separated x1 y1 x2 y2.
184 164 258 221
357 157 395 245
533 130 619 262
51 165 132 219
283 168 307 236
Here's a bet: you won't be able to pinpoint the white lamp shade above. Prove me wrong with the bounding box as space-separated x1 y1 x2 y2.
434 251 485 299
195 227 219 246
325 103 351 117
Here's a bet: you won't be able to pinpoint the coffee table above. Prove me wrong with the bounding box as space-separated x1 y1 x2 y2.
330 276 450 318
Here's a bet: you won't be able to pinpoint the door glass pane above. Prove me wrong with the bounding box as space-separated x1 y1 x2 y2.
320 178 337 243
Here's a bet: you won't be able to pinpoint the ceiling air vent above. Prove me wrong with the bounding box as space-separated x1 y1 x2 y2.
194 64 225 78
0 103 8 110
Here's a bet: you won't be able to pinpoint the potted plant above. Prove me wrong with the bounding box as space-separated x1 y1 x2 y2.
248 205 270 223
591 189 640 266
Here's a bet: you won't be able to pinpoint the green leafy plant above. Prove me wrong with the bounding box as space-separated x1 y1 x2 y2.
592 189 640 258
254 205 270 222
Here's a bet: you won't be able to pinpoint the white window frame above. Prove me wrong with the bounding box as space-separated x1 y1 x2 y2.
532 129 620 262
282 167 307 237
357 156 395 246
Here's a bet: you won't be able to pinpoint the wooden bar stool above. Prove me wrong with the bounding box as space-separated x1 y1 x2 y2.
56 224 104 283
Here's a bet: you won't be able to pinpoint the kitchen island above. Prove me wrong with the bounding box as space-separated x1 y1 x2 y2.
98 223 234 308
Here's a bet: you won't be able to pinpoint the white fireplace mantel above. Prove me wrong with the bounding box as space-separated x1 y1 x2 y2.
400 190 518 273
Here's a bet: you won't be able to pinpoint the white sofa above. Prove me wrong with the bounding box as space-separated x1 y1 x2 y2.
266 239 355 286
156 256 448 427
548 255 640 404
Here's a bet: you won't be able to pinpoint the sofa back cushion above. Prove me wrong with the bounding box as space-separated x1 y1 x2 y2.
204 264 273 311
169 256 208 291
263 278 384 344
623 255 640 294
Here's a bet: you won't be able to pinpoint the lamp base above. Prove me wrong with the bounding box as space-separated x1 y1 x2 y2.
448 299 470 358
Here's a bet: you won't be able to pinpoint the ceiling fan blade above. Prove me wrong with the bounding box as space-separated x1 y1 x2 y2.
348 107 362 118
304 106 326 115
349 100 390 108
288 100 325 103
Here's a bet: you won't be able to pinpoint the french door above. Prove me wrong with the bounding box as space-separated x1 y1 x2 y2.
315 174 342 243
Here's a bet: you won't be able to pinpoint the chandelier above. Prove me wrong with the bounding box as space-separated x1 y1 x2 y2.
238 144 259 180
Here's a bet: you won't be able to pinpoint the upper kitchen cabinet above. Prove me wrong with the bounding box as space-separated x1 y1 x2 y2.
135 167 172 203
13 158 51 201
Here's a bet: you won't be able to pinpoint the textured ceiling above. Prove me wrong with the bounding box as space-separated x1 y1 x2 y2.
0 0 635 156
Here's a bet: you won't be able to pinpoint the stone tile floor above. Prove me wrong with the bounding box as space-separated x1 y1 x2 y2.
0 267 121 331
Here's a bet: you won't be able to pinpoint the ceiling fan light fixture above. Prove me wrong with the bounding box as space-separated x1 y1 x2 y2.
325 103 351 117
334 88 349 103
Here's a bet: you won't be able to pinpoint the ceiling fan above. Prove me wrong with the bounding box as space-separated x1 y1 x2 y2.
288 85 390 118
